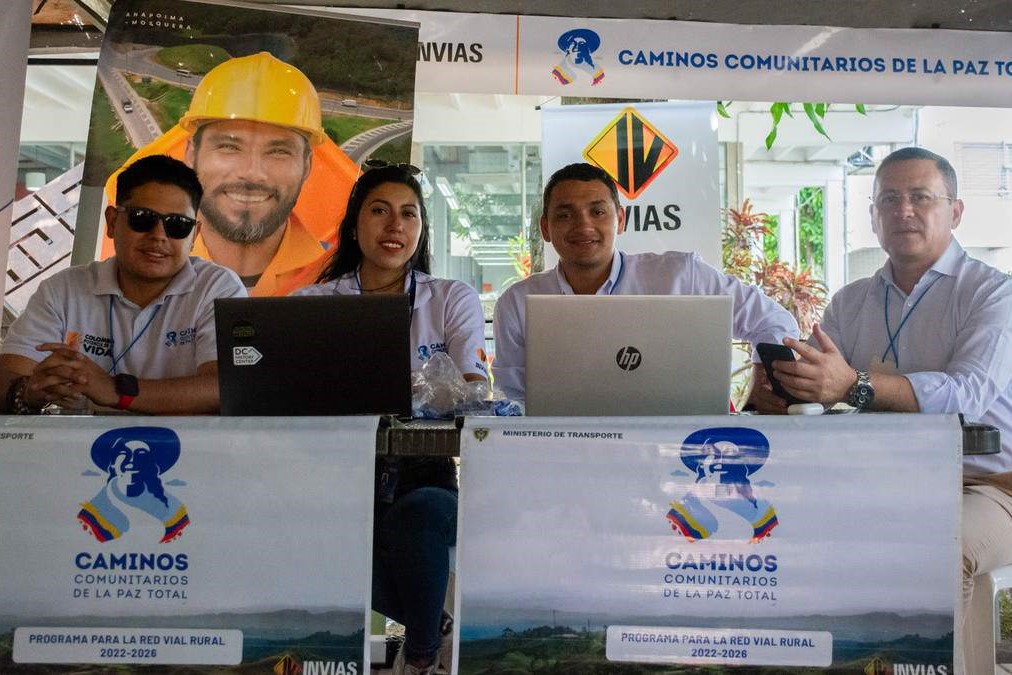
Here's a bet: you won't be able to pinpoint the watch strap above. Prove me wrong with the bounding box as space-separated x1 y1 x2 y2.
7 376 39 415
847 370 874 409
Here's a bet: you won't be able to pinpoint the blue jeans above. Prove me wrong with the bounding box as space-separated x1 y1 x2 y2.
373 486 457 663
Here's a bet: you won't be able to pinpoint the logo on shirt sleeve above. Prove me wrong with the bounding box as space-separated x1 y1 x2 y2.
164 327 196 347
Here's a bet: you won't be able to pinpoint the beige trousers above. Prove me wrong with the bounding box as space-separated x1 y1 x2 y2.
962 484 1012 674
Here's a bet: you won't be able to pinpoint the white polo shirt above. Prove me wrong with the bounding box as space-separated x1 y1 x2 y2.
2 257 246 378
820 240 1012 474
493 249 801 399
294 270 487 378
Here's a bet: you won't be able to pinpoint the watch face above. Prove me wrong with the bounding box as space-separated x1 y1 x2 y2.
848 372 874 409
851 383 874 408
114 374 140 397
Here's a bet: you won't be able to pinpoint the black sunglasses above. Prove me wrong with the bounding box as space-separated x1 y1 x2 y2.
362 158 422 176
116 206 197 240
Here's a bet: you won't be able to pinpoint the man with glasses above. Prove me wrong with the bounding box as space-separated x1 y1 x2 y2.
771 146 1012 670
1 155 246 414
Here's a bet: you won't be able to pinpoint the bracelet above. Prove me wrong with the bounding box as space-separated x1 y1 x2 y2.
6 376 40 415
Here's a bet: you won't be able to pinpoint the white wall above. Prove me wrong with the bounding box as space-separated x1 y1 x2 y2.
918 106 1012 249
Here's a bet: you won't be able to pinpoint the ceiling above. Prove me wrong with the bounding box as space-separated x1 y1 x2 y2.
268 0 1012 31
27 0 1012 51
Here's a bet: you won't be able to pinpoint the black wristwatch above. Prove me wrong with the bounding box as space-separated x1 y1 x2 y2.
847 370 875 410
6 375 39 415
114 373 139 410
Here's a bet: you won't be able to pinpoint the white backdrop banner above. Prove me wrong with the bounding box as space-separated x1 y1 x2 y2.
541 102 720 265
457 415 961 673
338 8 1012 107
0 416 375 673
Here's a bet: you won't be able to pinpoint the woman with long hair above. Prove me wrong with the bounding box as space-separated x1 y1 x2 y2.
295 162 485 675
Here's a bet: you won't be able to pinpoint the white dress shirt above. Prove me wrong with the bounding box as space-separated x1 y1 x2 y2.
493 249 801 399
294 270 487 378
820 239 1012 474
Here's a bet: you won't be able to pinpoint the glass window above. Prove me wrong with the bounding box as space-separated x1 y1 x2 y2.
421 143 540 321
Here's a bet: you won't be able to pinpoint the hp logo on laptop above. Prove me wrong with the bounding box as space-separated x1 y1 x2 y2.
616 346 642 371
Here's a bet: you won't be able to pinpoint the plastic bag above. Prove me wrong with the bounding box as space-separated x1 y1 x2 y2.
412 352 474 418
411 352 523 418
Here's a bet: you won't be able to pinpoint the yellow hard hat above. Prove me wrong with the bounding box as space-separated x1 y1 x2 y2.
179 52 326 146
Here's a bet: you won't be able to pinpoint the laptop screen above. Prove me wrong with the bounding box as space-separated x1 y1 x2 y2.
215 295 411 416
524 295 733 416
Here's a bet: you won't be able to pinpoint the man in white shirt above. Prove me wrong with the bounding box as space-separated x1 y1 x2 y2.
493 162 800 404
773 146 1012 671
1 154 246 414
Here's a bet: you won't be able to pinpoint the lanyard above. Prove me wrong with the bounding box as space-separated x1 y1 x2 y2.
107 296 162 375
881 274 942 369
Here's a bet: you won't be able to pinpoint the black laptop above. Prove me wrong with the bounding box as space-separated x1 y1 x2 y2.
215 295 411 416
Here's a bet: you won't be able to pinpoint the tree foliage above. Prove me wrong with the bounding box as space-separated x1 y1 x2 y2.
722 199 827 336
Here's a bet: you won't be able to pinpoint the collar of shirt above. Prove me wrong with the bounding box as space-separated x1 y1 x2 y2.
90 256 197 306
335 269 430 310
553 248 622 295
878 238 963 297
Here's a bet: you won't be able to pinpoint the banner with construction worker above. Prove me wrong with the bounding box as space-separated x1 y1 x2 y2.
82 0 418 295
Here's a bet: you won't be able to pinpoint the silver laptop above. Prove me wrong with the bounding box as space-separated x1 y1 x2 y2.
525 295 733 416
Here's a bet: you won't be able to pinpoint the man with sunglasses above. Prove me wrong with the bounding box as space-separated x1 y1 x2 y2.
770 146 1012 671
0 155 246 415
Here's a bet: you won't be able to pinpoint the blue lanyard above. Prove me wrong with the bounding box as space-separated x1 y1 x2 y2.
107 296 161 375
881 274 942 368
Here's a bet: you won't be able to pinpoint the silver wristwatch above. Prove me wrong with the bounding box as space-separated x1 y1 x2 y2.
847 370 875 410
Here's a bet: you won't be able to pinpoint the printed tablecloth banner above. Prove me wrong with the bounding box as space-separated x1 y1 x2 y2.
0 415 376 674
541 102 720 266
457 414 961 674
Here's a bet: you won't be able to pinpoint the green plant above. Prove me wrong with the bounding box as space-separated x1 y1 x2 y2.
717 101 867 150
722 199 829 406
1002 589 1012 640
501 230 531 290
754 261 827 336
797 186 825 275
762 213 780 263
723 199 828 334
722 199 771 283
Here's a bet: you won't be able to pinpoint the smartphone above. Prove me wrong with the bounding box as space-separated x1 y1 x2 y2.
756 342 807 405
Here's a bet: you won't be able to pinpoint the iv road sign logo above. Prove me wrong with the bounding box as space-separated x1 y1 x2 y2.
583 107 678 200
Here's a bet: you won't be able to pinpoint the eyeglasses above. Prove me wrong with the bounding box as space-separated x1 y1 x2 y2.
362 158 422 176
871 190 956 211
115 206 197 239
